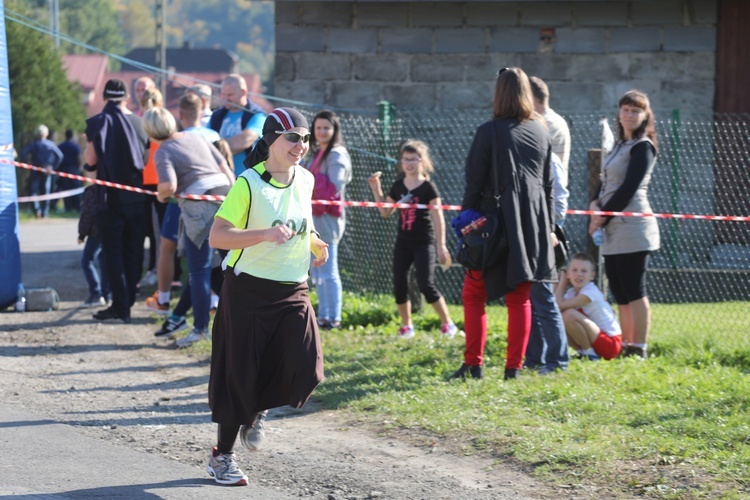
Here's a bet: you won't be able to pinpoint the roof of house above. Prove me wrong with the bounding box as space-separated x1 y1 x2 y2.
62 54 108 93
121 43 239 73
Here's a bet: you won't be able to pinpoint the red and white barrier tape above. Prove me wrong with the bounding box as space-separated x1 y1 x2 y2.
5 159 162 195
17 187 86 203
314 199 464 211
566 209 750 223
5 158 749 221
4 159 231 202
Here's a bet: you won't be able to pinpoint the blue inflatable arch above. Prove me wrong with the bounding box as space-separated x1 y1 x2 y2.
0 0 22 309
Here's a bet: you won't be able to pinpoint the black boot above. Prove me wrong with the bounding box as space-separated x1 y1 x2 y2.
629 346 648 359
449 363 483 380
448 363 470 379
621 346 648 359
504 368 519 380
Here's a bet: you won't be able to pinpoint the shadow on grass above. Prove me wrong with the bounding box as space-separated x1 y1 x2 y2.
316 349 438 409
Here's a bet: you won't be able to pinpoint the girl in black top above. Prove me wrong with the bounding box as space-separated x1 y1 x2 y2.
368 140 458 340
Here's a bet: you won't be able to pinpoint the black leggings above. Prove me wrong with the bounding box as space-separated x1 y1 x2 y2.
217 424 240 454
392 239 442 304
604 251 650 305
143 186 167 271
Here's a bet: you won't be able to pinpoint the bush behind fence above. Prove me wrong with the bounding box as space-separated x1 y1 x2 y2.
290 104 750 329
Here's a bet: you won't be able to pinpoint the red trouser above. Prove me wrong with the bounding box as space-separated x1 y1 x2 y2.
462 270 488 366
462 271 532 370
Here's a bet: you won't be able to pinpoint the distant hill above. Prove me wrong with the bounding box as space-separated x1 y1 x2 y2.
23 0 275 86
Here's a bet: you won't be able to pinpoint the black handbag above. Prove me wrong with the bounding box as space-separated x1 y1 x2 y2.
456 210 507 271
553 223 569 270
456 121 508 272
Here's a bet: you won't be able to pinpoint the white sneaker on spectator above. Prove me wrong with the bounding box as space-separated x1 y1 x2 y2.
138 269 157 288
82 294 106 308
440 322 459 339
176 327 209 348
155 316 188 338
397 325 415 339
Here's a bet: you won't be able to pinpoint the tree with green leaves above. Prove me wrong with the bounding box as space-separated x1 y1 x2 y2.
19 0 125 60
6 0 86 189
117 0 275 85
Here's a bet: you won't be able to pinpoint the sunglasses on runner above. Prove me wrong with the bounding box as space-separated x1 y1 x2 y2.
274 131 311 143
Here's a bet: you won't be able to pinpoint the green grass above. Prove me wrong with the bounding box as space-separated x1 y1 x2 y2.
17 207 80 221
317 296 750 498
175 293 750 498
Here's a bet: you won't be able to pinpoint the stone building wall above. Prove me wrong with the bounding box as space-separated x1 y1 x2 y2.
274 0 717 113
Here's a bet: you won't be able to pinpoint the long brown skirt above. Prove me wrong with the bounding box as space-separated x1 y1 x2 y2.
208 270 324 426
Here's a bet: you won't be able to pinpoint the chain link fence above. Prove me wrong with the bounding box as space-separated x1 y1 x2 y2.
280 103 750 327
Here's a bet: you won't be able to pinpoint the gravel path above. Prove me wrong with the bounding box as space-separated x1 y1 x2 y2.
0 219 559 499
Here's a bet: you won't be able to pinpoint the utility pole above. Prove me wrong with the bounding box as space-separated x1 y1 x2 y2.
49 0 59 48
155 0 167 96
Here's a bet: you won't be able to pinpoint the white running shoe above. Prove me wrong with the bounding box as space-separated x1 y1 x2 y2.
239 410 268 452
206 447 248 486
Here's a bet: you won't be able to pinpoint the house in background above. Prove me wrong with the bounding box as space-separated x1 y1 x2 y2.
63 42 271 118
118 42 272 113
271 0 745 114
122 42 240 73
106 70 271 116
272 0 749 252
61 54 109 117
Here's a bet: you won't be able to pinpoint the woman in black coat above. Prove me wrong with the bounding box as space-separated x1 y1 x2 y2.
452 67 556 380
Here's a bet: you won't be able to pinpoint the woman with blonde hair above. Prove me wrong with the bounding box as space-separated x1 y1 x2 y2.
143 107 234 347
138 87 167 290
452 67 556 380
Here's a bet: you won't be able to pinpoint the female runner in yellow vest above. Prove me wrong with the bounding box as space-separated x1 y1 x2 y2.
205 108 328 486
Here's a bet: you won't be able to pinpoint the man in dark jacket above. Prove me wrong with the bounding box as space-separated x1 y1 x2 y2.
56 129 83 212
84 78 148 323
523 77 571 374
20 124 63 218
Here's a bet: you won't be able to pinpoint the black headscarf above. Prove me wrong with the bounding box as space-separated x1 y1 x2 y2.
244 107 309 170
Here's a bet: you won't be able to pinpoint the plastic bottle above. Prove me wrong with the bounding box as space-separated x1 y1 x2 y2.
592 228 604 247
15 283 26 313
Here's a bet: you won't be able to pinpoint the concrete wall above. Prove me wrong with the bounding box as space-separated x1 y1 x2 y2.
274 0 717 112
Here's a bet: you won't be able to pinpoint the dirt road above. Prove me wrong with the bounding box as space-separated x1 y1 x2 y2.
0 219 558 499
